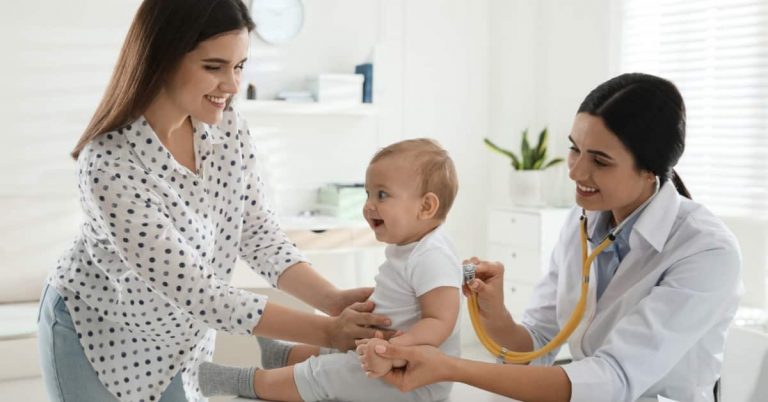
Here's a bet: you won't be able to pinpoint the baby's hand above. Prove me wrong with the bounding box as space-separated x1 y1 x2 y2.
359 338 393 378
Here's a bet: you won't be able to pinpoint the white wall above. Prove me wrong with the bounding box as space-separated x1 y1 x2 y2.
399 0 490 259
245 0 491 259
486 0 613 209
0 0 143 302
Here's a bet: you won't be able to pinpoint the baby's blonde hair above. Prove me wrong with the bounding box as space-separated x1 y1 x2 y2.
370 138 458 220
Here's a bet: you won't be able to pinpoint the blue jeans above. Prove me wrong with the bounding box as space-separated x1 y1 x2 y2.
37 284 187 401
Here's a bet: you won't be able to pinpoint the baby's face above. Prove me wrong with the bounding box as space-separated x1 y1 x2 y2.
363 155 428 245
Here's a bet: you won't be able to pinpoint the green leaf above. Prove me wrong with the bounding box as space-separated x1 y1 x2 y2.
483 138 514 158
543 158 564 169
521 129 532 170
535 128 548 161
484 138 522 170
484 127 565 172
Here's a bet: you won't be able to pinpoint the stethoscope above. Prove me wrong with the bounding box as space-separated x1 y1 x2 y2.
464 178 661 364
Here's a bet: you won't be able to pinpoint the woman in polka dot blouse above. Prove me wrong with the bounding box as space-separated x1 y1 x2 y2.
36 1 391 401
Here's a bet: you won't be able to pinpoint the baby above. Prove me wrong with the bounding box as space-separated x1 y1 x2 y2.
199 138 462 402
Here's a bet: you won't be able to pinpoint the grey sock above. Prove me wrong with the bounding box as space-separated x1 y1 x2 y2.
257 337 293 369
198 361 259 399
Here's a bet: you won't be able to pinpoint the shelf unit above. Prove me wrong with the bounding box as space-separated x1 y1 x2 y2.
236 100 378 117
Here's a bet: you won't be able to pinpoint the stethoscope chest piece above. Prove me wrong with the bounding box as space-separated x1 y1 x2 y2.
463 263 476 284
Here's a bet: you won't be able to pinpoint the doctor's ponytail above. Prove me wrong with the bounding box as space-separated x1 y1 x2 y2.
669 169 691 199
578 73 692 200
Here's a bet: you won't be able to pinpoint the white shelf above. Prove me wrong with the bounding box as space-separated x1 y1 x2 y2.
236 100 377 117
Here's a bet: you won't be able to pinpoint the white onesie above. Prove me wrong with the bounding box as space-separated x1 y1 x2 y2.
293 225 462 402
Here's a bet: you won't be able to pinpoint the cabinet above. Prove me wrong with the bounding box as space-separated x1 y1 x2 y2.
284 221 385 290
485 206 569 318
230 216 385 291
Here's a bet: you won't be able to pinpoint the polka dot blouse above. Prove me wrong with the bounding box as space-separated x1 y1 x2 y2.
48 107 306 401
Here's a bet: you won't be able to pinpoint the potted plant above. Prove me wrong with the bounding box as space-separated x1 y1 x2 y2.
484 128 564 206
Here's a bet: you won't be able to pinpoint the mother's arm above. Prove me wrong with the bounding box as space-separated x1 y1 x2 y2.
277 262 377 316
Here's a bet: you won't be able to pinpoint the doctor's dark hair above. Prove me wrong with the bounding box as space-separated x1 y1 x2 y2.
578 73 691 199
71 0 255 159
370 139 459 221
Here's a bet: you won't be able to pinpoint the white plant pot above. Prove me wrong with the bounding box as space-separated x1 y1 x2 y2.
509 170 545 206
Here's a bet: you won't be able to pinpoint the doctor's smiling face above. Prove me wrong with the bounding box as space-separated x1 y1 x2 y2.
567 113 657 224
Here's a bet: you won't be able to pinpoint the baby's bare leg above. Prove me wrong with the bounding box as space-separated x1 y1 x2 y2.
253 366 303 402
286 343 322 365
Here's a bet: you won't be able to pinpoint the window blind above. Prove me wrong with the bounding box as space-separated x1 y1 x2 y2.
619 0 768 216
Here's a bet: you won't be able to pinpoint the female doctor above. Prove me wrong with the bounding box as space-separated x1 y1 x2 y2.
362 73 743 402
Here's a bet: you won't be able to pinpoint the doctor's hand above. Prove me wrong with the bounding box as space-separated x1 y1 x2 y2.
372 343 455 392
328 301 394 352
462 257 508 321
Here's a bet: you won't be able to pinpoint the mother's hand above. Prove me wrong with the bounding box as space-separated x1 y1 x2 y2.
372 343 454 392
328 301 393 351
327 287 375 316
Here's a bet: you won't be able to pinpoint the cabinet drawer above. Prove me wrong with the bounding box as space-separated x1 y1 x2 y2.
487 210 540 248
504 282 536 319
486 244 541 284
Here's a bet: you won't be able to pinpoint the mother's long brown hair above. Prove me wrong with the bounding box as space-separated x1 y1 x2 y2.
71 0 254 159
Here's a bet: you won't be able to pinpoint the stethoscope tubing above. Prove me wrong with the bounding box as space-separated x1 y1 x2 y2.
465 178 661 363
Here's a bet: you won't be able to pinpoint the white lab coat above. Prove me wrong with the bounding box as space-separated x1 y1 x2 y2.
519 182 743 402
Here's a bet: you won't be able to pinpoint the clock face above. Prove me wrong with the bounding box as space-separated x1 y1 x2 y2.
251 0 304 45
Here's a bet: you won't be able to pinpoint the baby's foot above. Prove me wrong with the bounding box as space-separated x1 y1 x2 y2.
363 339 394 378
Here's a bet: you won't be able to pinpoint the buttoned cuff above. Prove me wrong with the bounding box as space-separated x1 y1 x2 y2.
519 323 558 366
560 358 622 402
229 287 269 335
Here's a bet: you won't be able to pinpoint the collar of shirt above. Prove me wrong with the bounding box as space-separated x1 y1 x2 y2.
585 181 681 253
383 225 442 262
589 210 639 260
122 116 229 177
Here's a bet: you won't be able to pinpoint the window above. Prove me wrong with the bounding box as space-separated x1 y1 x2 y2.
619 0 768 216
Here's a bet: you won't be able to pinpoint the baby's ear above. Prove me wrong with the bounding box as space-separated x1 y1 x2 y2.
419 192 440 220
